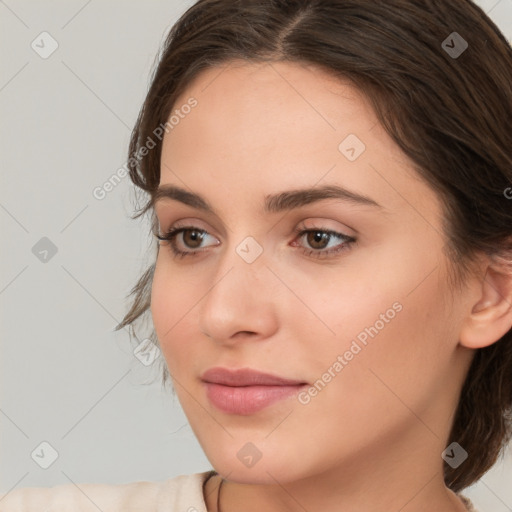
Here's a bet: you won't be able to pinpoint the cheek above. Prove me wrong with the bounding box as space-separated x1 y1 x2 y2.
288 240 452 408
279 272 452 459
323 270 451 417
150 256 202 372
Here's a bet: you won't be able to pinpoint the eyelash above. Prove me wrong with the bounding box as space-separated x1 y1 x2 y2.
155 225 356 260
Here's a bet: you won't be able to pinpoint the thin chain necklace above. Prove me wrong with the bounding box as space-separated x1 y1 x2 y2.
216 477 224 512
213 476 472 512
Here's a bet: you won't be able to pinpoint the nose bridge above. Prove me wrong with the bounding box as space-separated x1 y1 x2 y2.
210 230 269 293
197 234 278 340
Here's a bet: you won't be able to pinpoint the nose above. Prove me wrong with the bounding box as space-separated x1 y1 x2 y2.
197 248 279 345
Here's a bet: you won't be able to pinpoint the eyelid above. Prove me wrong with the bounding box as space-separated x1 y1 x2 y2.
155 204 361 237
156 221 356 261
155 210 228 239
297 219 356 238
157 218 214 236
157 218 353 244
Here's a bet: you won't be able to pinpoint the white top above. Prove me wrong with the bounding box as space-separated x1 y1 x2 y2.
0 470 479 511
0 471 213 512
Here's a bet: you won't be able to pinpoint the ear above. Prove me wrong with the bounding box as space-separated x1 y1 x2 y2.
459 260 512 349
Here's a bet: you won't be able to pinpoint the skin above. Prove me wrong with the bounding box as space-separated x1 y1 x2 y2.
150 60 512 512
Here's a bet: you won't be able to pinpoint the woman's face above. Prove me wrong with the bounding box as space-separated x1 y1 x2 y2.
151 60 474 483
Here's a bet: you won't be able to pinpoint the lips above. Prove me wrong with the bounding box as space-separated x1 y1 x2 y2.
200 367 307 387
201 367 308 415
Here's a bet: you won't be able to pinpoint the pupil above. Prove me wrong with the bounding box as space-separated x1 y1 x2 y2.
309 231 328 248
186 230 202 247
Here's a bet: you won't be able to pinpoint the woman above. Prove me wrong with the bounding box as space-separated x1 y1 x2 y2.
2 0 511 511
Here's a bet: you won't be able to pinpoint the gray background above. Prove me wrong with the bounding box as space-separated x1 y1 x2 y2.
0 1 511 511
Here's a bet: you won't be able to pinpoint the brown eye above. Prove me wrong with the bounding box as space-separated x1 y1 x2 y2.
292 227 356 259
306 231 331 250
156 226 219 259
182 229 205 249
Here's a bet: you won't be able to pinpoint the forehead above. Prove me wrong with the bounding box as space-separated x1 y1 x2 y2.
170 60 371 140
158 60 442 224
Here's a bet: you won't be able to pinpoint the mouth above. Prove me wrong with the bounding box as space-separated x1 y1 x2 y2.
201 367 308 415
203 382 308 415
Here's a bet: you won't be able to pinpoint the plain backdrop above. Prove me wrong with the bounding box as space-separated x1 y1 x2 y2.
0 1 511 511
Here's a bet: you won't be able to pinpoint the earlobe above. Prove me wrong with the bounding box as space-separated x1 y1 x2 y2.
459 264 512 349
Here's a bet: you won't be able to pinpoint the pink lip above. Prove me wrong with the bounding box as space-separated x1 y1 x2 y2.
201 367 308 415
204 383 307 415
201 367 306 386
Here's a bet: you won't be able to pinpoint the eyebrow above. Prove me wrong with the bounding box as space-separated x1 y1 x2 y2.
152 183 384 214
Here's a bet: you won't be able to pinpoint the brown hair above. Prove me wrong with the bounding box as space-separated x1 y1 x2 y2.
115 0 512 493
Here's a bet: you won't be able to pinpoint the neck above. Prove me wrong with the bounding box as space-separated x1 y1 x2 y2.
206 434 470 512
212 473 467 512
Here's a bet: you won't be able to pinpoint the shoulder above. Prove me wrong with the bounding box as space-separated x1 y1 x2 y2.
0 471 213 512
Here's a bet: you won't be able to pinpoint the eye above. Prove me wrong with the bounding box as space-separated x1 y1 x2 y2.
291 226 356 259
155 224 356 260
155 225 219 259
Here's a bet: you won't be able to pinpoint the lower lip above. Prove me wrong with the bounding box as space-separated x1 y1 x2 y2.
204 382 307 415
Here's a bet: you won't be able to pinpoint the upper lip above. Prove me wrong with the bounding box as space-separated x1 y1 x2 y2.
201 367 307 387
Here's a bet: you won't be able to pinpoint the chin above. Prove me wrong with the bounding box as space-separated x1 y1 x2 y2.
204 447 306 485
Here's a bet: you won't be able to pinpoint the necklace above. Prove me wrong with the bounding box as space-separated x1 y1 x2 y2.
216 477 224 512
211 474 472 512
